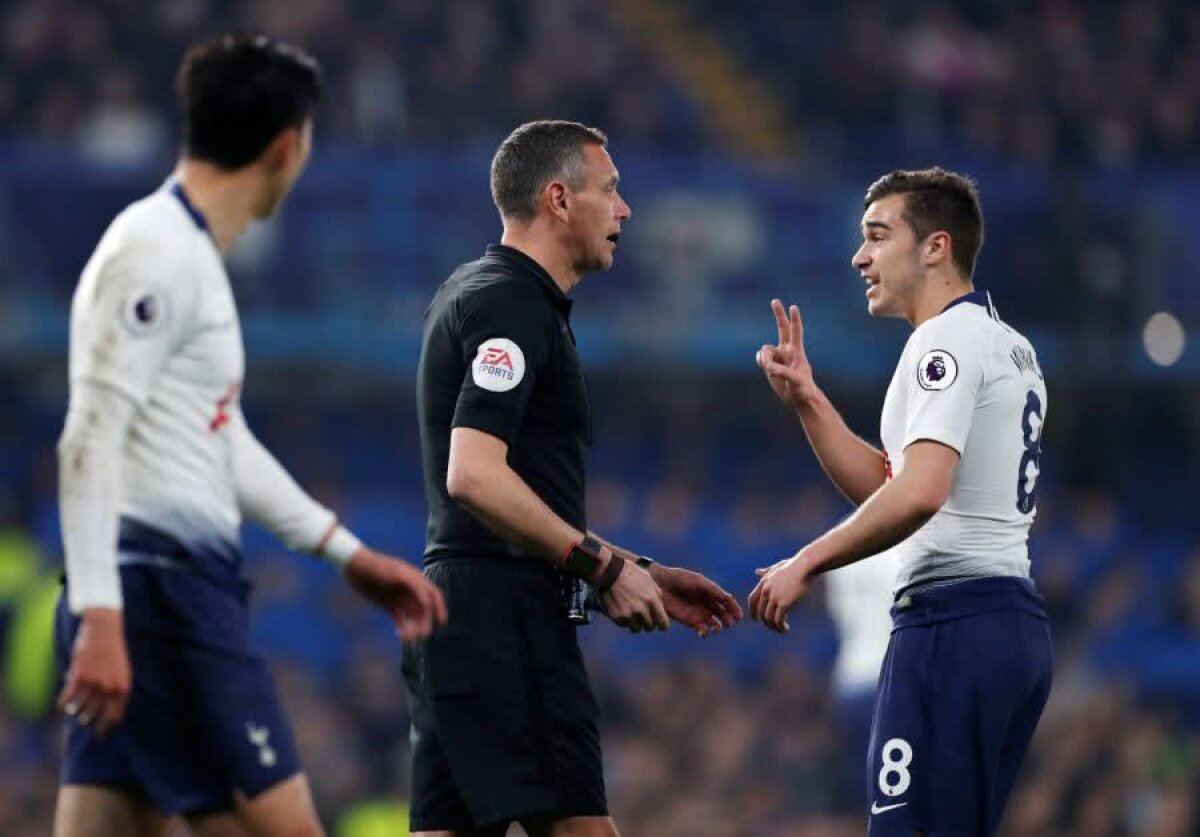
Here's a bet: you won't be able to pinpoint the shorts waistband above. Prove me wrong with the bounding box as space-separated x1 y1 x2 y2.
891 575 1046 628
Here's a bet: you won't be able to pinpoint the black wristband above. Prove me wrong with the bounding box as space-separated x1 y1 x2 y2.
593 553 625 591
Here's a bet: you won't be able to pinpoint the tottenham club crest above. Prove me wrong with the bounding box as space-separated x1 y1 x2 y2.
472 337 526 392
120 285 170 337
916 349 958 391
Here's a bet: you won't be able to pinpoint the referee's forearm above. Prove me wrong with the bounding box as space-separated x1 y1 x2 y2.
794 390 887 506
449 463 583 565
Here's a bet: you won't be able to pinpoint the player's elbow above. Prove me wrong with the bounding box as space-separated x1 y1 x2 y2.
908 479 951 520
446 460 483 504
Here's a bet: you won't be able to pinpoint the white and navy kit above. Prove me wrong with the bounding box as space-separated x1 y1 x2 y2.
55 182 339 814
867 291 1053 835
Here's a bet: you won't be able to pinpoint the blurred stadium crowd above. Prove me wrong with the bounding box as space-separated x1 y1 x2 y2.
2 1 1200 835
3 0 1199 163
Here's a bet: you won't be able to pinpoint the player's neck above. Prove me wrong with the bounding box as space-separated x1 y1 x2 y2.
500 227 580 295
173 160 260 256
910 275 974 328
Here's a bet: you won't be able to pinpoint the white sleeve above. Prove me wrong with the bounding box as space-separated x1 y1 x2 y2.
58 381 137 613
69 244 197 406
901 318 987 454
230 407 356 559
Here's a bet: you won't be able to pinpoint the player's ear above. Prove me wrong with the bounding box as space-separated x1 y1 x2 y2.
924 230 952 268
262 126 301 173
543 180 570 223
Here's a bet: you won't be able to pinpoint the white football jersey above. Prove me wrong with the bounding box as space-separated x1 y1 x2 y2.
68 182 245 561
880 291 1047 591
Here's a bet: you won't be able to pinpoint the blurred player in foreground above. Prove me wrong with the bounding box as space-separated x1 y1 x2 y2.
750 168 1052 834
54 34 445 837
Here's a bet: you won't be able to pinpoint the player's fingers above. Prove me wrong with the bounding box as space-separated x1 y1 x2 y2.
763 359 804 383
58 676 82 713
789 305 804 350
748 584 762 620
74 690 105 728
772 299 788 346
722 592 745 621
756 345 774 372
96 695 125 738
713 597 738 627
763 597 780 633
769 599 791 634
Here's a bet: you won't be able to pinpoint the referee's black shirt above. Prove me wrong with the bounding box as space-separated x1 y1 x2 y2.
417 244 593 565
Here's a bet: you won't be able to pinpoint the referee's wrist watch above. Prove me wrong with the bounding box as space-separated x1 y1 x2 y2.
564 535 625 590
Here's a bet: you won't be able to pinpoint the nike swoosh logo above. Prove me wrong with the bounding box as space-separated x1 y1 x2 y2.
871 801 908 814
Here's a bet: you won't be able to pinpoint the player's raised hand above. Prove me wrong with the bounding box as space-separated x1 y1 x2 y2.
649 564 743 638
59 608 131 738
344 548 448 640
748 555 814 634
599 562 671 633
757 299 818 408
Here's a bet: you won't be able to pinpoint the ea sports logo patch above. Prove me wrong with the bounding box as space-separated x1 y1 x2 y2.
120 285 170 337
472 338 526 392
917 349 958 391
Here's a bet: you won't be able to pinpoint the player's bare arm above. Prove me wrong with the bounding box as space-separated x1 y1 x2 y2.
588 532 743 637
231 412 447 639
749 440 958 633
757 298 888 505
447 426 669 631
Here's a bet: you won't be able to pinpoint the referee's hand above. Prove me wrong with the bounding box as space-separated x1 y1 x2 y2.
344 548 448 640
59 607 131 739
599 564 670 633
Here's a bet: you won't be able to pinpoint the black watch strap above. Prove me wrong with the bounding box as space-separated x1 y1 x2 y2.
564 535 606 580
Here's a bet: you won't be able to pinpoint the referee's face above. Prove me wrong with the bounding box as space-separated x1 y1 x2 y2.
566 144 631 274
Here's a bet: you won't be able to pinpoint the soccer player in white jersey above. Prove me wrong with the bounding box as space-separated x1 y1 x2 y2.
54 35 446 837
749 168 1052 834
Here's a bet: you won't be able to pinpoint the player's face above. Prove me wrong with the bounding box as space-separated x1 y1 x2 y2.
852 194 924 319
258 118 313 219
565 144 631 274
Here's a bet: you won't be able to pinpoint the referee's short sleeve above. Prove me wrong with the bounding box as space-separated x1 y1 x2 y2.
451 282 553 444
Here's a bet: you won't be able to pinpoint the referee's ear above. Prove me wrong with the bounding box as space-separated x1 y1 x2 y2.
544 180 570 223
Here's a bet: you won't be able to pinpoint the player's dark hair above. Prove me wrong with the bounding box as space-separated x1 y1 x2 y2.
177 34 323 170
491 120 608 222
864 167 984 279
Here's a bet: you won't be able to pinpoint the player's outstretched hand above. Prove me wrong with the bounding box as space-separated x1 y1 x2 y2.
649 564 743 638
748 555 814 634
598 562 670 634
59 608 131 738
756 299 818 409
345 548 448 640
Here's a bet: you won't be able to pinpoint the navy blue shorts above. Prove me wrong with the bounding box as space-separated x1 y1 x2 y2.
402 559 607 832
55 556 301 816
866 577 1053 836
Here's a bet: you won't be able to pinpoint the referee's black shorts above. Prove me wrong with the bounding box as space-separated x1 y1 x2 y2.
401 558 607 832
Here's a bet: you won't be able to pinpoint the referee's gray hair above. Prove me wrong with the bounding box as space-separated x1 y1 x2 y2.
490 121 608 222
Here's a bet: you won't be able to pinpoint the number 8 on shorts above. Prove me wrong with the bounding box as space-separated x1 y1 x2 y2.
878 738 913 797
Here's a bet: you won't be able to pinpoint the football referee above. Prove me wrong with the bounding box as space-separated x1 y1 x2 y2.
404 120 743 837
